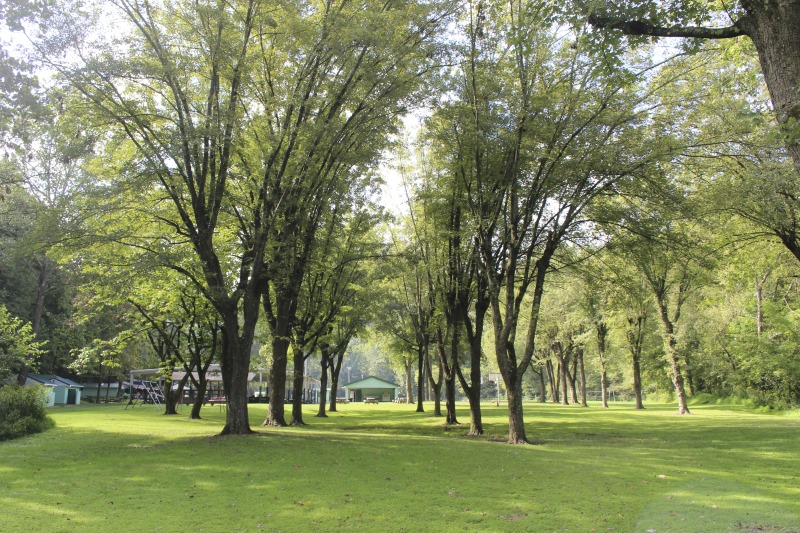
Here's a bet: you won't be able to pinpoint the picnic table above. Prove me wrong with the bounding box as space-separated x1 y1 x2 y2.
364 397 379 404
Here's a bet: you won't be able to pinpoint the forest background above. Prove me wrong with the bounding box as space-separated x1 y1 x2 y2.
1 0 799 443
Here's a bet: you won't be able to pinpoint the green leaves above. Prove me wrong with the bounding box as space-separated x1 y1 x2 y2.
0 305 46 380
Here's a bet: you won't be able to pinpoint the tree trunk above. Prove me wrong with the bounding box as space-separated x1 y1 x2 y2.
596 321 609 408
537 369 547 403
443 357 459 426
464 384 482 436
329 351 344 413
218 311 255 435
547 360 558 403
415 345 425 413
655 300 691 414
317 346 330 418
627 315 646 410
265 324 290 427
632 348 644 410
578 347 588 407
165 372 190 415
425 344 443 416
290 348 306 426
600 363 609 409
505 376 528 444
743 3 800 167
568 355 578 405
96 363 103 404
557 354 569 406
190 375 207 420
405 360 414 405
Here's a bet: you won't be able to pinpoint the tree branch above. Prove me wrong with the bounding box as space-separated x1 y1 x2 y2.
588 13 750 40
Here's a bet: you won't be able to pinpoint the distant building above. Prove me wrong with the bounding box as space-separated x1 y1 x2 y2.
344 376 400 402
24 374 84 406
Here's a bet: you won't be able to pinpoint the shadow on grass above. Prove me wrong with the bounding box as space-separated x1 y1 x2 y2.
2 401 799 532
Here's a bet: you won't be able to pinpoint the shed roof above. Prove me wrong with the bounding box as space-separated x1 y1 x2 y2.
28 374 84 388
344 376 400 389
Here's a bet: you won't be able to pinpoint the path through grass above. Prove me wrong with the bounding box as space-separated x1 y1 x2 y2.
1 401 799 532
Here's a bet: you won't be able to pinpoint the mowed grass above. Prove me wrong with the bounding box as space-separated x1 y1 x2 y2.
1 401 799 532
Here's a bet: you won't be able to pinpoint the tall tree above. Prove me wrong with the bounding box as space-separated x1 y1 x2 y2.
24 0 266 434
244 0 448 427
428 0 672 442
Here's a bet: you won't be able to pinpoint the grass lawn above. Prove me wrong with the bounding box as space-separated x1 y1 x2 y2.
1 400 799 532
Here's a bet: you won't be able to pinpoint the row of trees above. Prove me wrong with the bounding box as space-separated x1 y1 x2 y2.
1 0 799 443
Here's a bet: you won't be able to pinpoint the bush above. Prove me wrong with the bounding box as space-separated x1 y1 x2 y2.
0 385 54 441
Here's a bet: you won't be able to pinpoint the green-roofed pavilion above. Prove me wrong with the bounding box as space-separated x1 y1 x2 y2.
344 376 400 403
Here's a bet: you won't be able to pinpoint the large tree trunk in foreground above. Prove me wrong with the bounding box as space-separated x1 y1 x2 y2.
219 313 256 435
745 3 800 166
505 376 527 444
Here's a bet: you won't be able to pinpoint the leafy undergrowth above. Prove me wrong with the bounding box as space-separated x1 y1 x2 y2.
1 401 798 532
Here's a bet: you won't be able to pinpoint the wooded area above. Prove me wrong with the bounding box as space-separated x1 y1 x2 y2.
1 0 799 443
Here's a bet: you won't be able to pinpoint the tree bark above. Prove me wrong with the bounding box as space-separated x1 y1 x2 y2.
627 315 646 410
505 374 528 444
190 374 208 420
317 344 330 418
329 351 343 413
655 300 691 414
425 344 443 416
218 305 256 435
578 346 588 407
546 360 558 403
96 363 103 405
596 321 609 408
568 352 578 405
290 348 306 426
405 360 414 405
265 332 289 426
415 345 425 413
437 327 459 425
537 369 547 403
164 372 190 416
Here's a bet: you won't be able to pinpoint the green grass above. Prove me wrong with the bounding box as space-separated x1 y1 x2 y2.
1 401 799 532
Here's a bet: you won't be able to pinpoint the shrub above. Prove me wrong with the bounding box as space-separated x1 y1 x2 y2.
0 385 54 441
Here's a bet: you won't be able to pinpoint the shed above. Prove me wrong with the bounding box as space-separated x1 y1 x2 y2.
25 374 84 405
344 376 400 403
